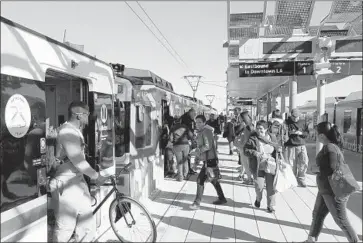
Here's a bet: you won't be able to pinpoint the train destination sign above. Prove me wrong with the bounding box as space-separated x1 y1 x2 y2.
335 39 362 53
263 41 313 54
239 61 314 77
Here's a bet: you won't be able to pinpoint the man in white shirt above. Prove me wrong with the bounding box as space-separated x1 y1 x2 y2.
50 101 107 242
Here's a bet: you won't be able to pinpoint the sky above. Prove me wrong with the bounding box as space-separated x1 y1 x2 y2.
1 1 362 112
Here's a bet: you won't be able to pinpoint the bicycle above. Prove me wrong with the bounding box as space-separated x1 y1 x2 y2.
92 162 157 242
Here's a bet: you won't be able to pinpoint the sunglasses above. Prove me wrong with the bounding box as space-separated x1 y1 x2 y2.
74 112 90 116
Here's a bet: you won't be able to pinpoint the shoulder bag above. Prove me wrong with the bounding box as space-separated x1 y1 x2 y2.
205 140 221 182
328 144 360 198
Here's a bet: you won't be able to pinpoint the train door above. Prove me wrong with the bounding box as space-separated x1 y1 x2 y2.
44 70 89 241
357 108 362 153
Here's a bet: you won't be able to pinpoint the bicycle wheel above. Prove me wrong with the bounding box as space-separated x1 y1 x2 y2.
109 196 157 242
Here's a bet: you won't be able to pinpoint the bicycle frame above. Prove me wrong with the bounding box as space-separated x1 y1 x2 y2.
92 178 123 215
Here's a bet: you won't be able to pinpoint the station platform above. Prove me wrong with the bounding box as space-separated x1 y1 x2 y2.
97 139 362 243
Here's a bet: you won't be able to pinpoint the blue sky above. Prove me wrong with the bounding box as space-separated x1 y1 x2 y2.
2 1 361 112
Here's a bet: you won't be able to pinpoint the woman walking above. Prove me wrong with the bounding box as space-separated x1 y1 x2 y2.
244 120 281 213
304 122 359 242
190 115 227 210
224 118 236 155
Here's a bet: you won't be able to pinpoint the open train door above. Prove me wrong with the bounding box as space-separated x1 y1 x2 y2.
357 108 362 153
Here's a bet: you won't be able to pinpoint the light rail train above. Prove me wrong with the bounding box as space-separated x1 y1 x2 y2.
0 16 216 242
299 91 362 153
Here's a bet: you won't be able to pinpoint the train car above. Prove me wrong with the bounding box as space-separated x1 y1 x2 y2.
298 97 339 138
1 16 116 242
298 93 362 153
335 91 362 153
113 67 216 201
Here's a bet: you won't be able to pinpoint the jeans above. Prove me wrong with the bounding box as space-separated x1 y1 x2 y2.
173 144 190 179
249 160 276 208
194 165 226 205
228 141 234 152
214 134 219 150
239 152 252 179
309 192 359 242
49 173 95 242
164 148 176 174
286 145 309 183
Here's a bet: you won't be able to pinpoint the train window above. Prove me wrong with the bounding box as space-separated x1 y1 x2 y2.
117 84 123 94
343 110 352 133
137 105 144 122
135 105 152 148
1 74 46 213
114 99 130 157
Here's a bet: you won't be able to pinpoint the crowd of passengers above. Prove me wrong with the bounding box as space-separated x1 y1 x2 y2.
160 107 360 242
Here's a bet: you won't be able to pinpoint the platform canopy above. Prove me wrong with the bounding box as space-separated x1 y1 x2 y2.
225 0 363 102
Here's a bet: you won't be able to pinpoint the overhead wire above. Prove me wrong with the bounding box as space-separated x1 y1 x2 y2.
200 81 227 88
124 1 190 74
136 1 192 73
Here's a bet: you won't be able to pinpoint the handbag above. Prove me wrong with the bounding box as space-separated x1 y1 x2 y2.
257 137 277 175
205 139 221 182
328 144 360 198
273 152 298 192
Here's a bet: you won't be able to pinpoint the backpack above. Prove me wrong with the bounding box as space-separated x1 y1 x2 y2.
222 123 229 138
170 125 191 144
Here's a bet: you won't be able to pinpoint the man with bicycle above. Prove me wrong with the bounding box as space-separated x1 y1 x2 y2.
49 101 108 242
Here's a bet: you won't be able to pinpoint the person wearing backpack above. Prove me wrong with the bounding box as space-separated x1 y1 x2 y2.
223 118 236 155
270 110 289 161
169 119 194 181
235 111 254 184
206 113 221 151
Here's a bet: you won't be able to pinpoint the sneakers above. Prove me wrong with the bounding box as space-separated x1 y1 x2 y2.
267 206 275 213
189 202 200 210
254 200 261 208
299 236 316 242
213 198 227 205
298 180 307 188
243 178 254 185
189 169 197 175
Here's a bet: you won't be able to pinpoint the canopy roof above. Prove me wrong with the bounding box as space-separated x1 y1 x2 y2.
226 0 362 101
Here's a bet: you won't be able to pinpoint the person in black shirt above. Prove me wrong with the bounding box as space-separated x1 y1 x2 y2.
218 112 225 134
285 108 309 187
206 114 221 151
180 108 197 174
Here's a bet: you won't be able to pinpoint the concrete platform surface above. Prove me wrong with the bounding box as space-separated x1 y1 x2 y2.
97 139 362 242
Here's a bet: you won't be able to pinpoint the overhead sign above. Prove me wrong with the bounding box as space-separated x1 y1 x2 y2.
5 94 31 138
320 30 348 37
335 39 362 53
330 60 350 75
263 41 313 54
330 60 362 75
295 61 314 76
239 61 314 77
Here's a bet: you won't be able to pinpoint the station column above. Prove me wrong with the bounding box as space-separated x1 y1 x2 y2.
256 99 261 121
314 37 333 155
272 95 277 113
280 85 286 118
267 92 272 121
289 79 297 111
